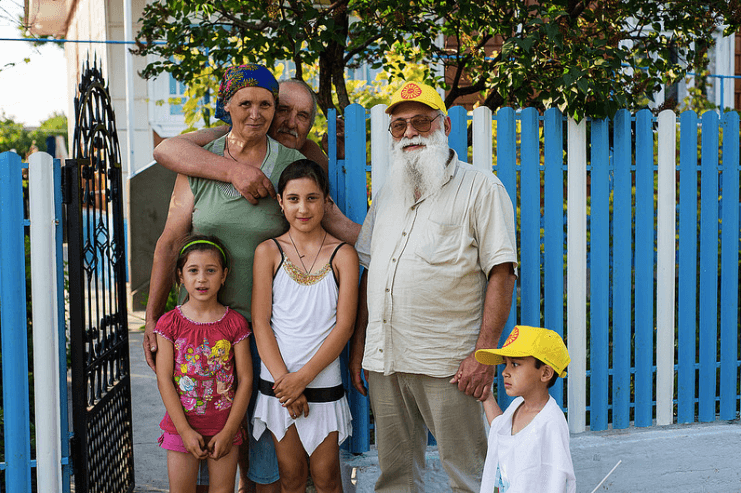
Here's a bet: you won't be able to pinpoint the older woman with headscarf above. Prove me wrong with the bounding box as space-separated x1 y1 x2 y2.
144 64 303 492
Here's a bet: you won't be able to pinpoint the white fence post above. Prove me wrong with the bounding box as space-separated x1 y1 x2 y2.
29 152 63 492
567 118 587 433
472 106 493 174
370 104 390 198
656 110 677 426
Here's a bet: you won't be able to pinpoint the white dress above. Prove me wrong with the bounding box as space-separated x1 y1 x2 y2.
252 241 352 455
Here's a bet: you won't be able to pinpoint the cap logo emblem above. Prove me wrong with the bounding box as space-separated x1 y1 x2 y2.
400 83 422 100
502 327 519 347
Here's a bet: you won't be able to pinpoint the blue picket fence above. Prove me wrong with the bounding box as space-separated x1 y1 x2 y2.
1 104 740 472
0 151 71 492
330 105 741 452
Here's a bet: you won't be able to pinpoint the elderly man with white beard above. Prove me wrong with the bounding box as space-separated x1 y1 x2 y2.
349 81 518 493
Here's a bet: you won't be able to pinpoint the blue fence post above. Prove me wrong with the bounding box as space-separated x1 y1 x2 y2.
612 109 632 429
495 107 517 408
344 104 368 225
543 108 565 408
0 151 33 492
698 111 719 423
343 103 370 454
634 109 655 427
448 106 468 161
590 118 610 431
677 111 699 424
519 108 541 327
719 111 740 421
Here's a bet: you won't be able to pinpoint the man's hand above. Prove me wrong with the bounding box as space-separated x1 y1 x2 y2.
143 320 158 372
450 352 495 401
349 343 368 396
227 165 276 205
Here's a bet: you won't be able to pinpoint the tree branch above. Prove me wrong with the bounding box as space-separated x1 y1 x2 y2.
215 8 278 31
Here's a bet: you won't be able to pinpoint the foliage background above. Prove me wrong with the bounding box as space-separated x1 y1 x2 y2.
134 0 741 125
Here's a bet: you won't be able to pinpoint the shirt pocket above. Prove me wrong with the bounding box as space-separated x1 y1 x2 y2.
414 221 464 265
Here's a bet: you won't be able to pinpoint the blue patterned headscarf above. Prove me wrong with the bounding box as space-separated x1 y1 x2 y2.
215 64 280 125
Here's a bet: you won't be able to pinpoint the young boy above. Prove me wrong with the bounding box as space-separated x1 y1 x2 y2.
475 325 576 493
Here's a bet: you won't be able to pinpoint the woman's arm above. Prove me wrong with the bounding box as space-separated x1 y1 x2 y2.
273 244 359 404
152 127 274 205
251 241 291 381
143 174 194 371
208 339 253 459
155 335 207 459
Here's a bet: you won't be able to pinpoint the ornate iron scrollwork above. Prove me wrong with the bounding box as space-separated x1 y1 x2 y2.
66 55 134 493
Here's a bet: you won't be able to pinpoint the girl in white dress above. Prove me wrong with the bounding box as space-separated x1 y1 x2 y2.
251 159 359 493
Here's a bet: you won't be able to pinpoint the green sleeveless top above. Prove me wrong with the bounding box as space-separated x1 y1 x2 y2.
188 135 304 321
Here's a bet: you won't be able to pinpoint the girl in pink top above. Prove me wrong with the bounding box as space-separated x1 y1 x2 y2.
154 235 252 493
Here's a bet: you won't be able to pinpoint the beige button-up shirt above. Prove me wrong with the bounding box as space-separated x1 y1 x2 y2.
355 151 518 377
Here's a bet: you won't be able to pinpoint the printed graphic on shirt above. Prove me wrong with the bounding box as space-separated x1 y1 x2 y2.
495 464 510 492
173 337 234 414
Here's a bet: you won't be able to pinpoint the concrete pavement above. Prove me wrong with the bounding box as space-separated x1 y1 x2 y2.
128 309 741 492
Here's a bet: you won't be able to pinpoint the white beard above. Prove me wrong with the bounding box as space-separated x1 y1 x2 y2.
388 127 450 208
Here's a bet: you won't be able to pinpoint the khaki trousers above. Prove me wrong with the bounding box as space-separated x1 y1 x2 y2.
368 371 487 493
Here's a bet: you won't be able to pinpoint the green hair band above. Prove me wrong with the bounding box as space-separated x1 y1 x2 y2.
180 240 227 263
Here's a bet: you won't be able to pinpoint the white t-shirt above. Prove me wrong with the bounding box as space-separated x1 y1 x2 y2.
480 396 576 493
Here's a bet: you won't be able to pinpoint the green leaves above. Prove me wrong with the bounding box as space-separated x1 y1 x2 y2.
132 0 740 124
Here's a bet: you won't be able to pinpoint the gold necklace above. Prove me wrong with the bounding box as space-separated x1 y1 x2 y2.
288 230 327 275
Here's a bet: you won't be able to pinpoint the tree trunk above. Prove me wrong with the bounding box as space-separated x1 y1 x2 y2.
317 6 350 117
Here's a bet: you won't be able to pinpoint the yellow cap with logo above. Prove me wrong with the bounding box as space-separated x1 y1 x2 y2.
475 326 570 378
386 81 447 115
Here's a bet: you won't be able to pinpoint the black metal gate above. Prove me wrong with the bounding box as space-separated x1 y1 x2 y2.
64 57 135 493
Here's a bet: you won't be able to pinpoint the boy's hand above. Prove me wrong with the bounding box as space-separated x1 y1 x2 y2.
206 430 235 460
286 394 310 419
273 372 309 405
180 428 208 460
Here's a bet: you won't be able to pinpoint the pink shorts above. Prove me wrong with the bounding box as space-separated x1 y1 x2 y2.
158 429 243 454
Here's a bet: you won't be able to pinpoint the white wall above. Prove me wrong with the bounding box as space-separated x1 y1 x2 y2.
63 0 107 153
107 0 154 178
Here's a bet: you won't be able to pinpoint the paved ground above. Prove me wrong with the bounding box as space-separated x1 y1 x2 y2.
128 310 741 492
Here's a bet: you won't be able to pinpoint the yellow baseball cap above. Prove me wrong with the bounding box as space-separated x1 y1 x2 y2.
475 326 570 378
386 81 447 115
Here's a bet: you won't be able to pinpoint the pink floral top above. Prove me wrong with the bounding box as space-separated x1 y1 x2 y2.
155 306 250 436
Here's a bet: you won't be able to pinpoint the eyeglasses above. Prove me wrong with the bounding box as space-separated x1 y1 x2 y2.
388 114 442 138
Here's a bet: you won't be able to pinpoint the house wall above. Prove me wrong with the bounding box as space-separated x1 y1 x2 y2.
62 0 175 309
63 0 108 147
